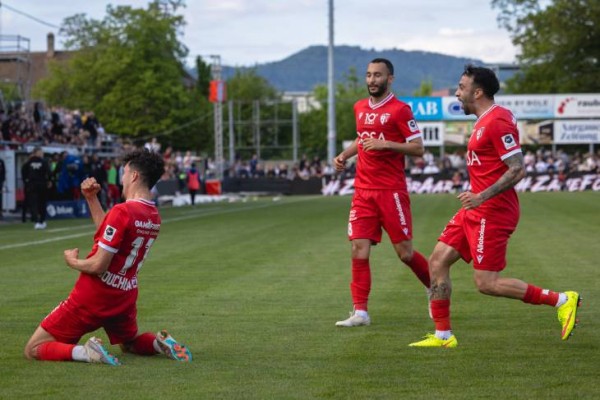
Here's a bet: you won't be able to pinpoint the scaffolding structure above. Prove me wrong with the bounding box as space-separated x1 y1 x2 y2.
0 34 32 103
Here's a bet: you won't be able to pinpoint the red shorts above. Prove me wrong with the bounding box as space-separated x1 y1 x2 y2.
40 296 138 345
438 207 518 271
348 188 413 244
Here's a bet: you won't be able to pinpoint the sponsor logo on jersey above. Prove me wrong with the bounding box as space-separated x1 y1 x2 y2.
135 219 161 230
380 113 391 125
103 225 117 242
465 150 481 166
364 113 378 125
502 134 517 150
476 218 486 263
393 192 407 228
408 119 419 132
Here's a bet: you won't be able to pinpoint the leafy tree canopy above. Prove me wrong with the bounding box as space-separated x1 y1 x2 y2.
33 0 211 146
492 0 600 93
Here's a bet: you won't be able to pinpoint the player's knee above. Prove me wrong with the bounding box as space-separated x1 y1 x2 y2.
474 276 497 296
398 251 414 264
23 344 36 360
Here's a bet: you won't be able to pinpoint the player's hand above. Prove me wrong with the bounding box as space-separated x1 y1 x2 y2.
63 248 80 266
81 177 101 198
333 154 346 172
457 191 483 210
361 138 387 151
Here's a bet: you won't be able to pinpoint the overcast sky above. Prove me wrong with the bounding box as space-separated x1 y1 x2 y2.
0 0 518 67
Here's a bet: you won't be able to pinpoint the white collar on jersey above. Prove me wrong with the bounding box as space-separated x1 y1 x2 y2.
368 92 395 109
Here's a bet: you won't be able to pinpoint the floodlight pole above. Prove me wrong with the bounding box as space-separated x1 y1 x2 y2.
327 0 336 164
210 55 224 180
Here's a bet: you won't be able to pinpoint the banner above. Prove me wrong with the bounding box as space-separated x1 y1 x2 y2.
399 97 443 121
419 122 445 146
551 120 600 144
46 200 90 219
555 94 600 118
322 172 600 195
496 95 555 119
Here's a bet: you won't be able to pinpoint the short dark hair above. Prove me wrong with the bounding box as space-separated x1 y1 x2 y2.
122 148 165 189
370 58 394 75
462 64 500 99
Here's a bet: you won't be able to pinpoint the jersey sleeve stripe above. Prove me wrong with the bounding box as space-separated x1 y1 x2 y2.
500 148 522 160
99 242 119 254
406 133 422 142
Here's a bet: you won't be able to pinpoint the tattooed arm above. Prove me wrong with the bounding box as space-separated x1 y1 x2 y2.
458 152 526 210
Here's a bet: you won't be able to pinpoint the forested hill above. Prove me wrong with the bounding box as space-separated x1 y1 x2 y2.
220 45 484 94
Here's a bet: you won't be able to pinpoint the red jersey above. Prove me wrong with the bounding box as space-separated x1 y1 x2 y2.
69 199 161 320
353 93 421 190
466 104 521 215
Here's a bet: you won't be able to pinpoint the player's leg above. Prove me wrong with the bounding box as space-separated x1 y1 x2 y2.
110 309 192 361
381 190 430 288
409 241 461 348
409 210 469 348
336 190 380 327
473 269 581 340
25 324 120 366
120 332 192 362
392 240 430 288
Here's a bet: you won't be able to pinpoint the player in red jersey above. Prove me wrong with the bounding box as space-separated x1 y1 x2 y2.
409 65 580 348
24 149 192 365
333 58 431 327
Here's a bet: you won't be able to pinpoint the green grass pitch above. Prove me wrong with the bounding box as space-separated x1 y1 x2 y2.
0 192 598 399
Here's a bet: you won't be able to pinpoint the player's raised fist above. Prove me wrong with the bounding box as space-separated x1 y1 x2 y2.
81 177 101 197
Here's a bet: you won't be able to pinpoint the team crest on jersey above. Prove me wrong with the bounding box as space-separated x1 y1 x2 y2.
502 134 517 150
407 119 418 132
103 225 117 242
380 113 391 125
476 127 485 141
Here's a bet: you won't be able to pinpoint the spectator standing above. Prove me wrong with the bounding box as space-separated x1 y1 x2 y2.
186 163 201 206
21 147 51 229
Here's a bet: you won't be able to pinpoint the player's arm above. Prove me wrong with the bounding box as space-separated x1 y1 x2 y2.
81 177 106 228
458 152 526 209
362 136 425 157
333 139 359 171
63 247 114 275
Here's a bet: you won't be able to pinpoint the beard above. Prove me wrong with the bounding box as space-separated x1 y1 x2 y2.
367 81 388 98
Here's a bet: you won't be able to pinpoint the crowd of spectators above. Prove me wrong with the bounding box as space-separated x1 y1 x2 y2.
2 103 598 187
1 103 107 152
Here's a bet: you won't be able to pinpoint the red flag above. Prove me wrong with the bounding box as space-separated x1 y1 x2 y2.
209 80 226 103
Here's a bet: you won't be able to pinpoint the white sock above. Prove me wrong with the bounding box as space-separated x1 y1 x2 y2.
555 292 568 308
355 310 369 318
153 339 163 354
435 330 452 340
72 345 90 362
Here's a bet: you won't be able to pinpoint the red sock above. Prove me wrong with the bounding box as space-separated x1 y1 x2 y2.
126 332 158 355
404 250 431 288
350 258 371 311
431 299 451 331
37 342 76 361
523 284 559 306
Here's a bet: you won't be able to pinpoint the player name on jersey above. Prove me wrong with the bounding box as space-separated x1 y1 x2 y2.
100 270 138 291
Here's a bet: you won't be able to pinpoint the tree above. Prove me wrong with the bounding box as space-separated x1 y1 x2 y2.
413 79 433 97
300 67 364 158
33 0 209 150
492 0 600 93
